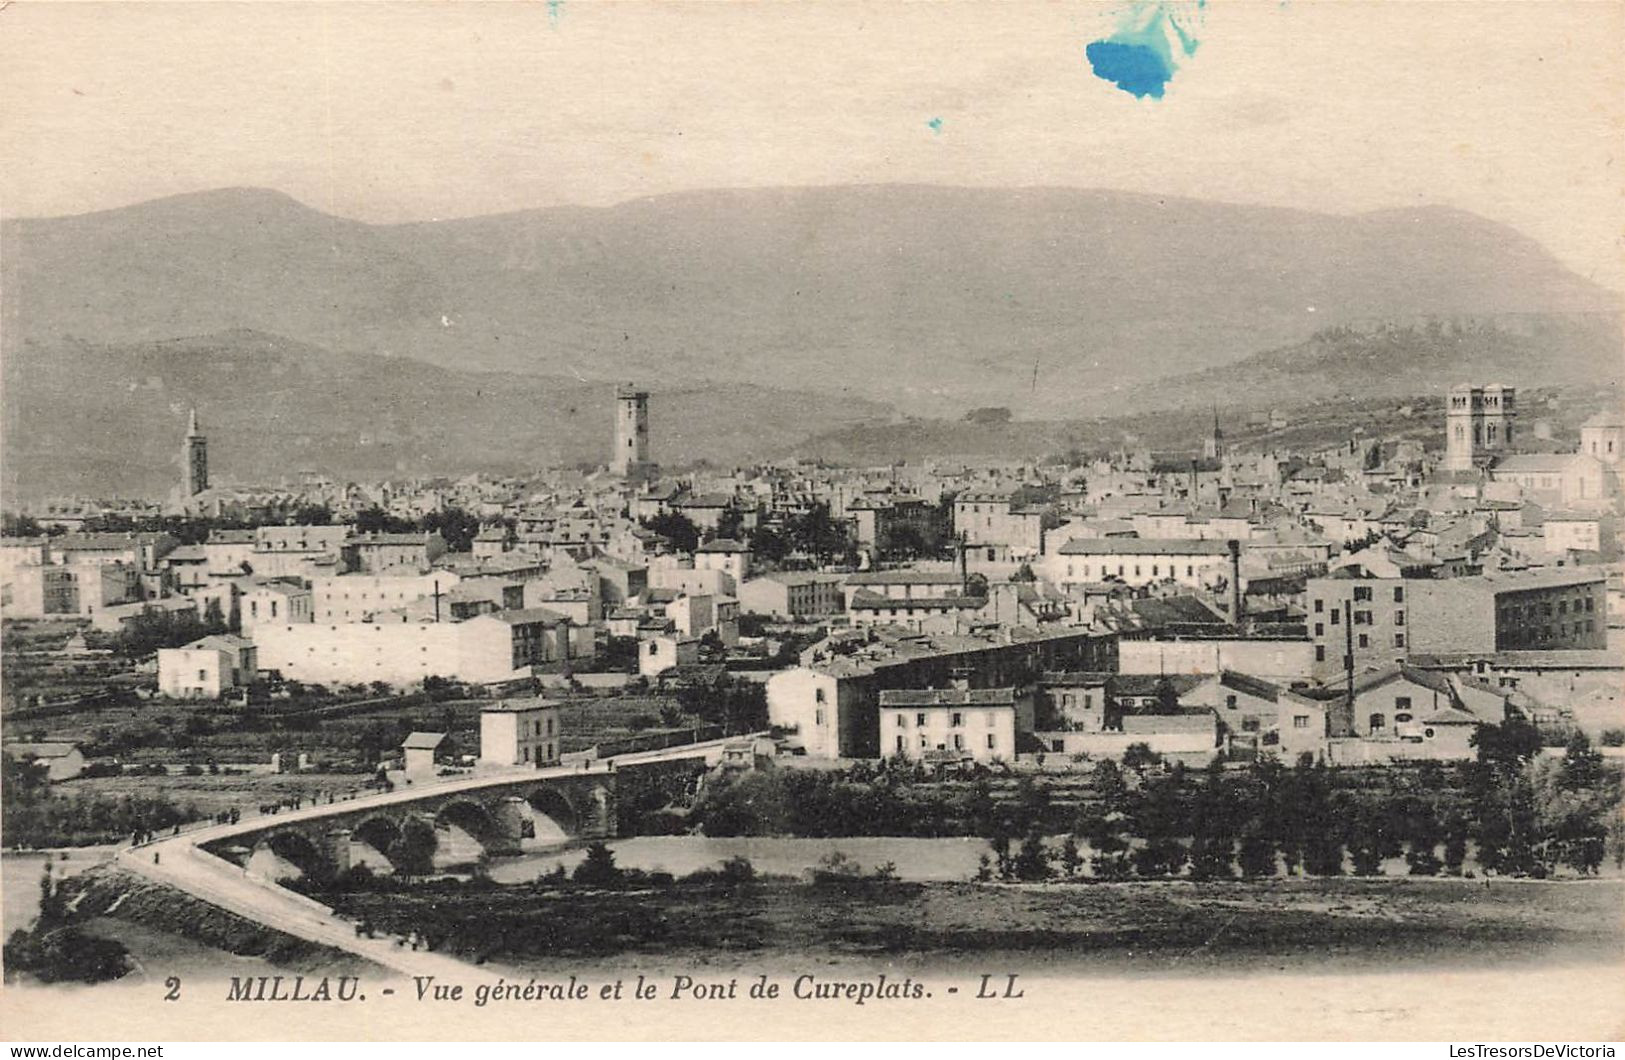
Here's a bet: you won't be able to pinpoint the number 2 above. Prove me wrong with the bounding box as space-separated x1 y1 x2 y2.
164 976 181 1001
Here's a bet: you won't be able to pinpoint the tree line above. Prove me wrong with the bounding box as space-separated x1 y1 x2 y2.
994 728 1618 882
680 723 1621 882
2 755 202 848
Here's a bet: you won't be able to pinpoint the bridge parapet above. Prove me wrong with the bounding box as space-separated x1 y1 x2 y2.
204 769 616 879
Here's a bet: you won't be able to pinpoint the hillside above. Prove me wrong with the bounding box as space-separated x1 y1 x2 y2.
0 331 893 501
1111 317 1624 415
5 186 1617 418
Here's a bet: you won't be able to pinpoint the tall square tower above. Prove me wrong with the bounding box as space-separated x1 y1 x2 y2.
1444 383 1515 471
612 384 650 476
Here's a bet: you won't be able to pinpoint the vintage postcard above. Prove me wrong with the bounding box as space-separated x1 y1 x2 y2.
2 0 1623 1045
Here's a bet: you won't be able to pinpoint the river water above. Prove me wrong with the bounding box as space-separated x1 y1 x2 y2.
483 835 995 884
1 849 116 932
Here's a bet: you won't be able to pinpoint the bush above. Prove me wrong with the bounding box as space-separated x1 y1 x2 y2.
4 926 131 984
572 843 623 888
1599 728 1625 749
816 850 861 876
717 855 756 884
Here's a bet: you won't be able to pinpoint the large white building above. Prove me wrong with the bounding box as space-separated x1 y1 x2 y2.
1047 537 1235 590
252 608 588 687
311 571 461 623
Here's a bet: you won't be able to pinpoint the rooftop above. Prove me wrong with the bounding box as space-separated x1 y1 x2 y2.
878 688 1018 707
4 742 80 759
1218 670 1289 702
696 538 750 553
352 532 438 546
475 606 571 626
672 493 733 509
481 697 563 713
1057 538 1233 556
1477 567 1606 593
845 570 965 585
848 588 983 610
1492 454 1593 474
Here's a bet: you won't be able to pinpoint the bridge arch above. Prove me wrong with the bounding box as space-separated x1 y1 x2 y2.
436 799 499 839
351 815 403 872
526 787 578 836
434 799 501 865
251 829 330 882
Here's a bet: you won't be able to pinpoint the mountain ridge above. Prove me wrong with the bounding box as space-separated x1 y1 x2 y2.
5 184 1616 419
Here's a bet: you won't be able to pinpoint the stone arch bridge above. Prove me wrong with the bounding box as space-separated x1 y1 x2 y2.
202 769 616 880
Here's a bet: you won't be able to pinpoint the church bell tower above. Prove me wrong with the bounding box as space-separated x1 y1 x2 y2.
183 407 208 496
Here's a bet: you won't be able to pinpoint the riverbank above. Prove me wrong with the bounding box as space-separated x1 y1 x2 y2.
4 865 376 985
320 873 1624 977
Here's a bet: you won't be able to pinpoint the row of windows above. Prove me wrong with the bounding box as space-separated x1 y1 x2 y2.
1067 562 1206 580
328 590 418 601
1314 586 1404 612
1452 422 1509 443
892 711 1000 728
1314 633 1405 661
1499 595 1594 621
896 733 998 752
1334 608 1406 628
1503 621 1596 642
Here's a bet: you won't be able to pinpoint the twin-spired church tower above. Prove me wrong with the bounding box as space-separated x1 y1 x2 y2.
1443 383 1515 472
612 384 651 477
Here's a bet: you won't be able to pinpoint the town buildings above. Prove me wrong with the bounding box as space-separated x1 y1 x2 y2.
7 380 1622 773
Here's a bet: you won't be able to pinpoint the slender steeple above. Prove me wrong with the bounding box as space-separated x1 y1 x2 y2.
1203 405 1223 461
183 407 208 495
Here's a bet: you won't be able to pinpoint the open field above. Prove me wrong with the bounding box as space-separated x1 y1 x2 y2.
2 676 700 765
46 771 376 819
1 621 144 710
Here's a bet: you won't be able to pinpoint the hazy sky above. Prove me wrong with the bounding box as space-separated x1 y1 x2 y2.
4 1 1622 287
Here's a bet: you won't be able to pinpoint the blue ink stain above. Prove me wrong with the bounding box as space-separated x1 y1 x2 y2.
547 0 562 28
1086 2 1204 99
1085 39 1174 99
926 117 944 134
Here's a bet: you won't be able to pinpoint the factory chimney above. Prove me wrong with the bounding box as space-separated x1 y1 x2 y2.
1226 538 1244 628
